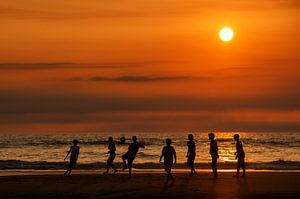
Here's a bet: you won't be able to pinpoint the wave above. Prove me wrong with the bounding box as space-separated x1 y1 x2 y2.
0 140 131 148
0 160 299 170
1 138 299 148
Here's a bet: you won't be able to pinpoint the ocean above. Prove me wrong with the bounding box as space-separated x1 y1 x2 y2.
0 132 299 170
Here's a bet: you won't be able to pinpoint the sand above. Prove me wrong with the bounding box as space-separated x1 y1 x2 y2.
0 170 299 199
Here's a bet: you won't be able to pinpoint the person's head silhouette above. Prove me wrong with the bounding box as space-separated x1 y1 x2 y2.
234 134 240 141
208 133 215 140
188 134 194 141
166 138 172 146
73 139 79 145
108 136 113 142
132 136 137 142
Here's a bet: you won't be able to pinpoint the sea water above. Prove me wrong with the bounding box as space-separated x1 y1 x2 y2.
0 132 299 170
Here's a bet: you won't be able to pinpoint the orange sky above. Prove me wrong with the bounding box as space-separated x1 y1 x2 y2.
0 0 299 133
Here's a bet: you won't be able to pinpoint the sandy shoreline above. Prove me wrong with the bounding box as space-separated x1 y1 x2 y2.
0 171 299 199
1 169 300 176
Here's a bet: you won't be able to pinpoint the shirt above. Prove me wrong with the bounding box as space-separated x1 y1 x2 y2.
236 140 245 158
210 140 218 158
187 140 196 155
108 142 116 154
162 146 176 165
128 141 144 158
70 145 79 159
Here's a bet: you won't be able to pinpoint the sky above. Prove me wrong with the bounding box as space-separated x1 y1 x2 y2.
0 0 299 133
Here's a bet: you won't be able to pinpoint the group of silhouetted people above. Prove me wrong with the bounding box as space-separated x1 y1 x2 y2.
64 133 246 183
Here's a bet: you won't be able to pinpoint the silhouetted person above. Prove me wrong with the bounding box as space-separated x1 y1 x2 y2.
103 136 118 175
160 138 176 184
234 134 246 177
122 136 145 178
186 134 196 176
120 136 126 144
209 133 218 179
64 139 80 177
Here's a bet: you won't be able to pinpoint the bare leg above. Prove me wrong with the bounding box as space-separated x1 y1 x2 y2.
128 166 132 178
65 163 74 176
122 157 128 169
127 160 133 178
242 163 246 177
191 166 196 176
169 172 175 183
103 165 109 174
165 173 170 184
212 158 218 179
111 164 117 174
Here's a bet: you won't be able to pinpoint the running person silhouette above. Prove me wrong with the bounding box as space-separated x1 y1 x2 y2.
103 136 118 174
122 136 145 178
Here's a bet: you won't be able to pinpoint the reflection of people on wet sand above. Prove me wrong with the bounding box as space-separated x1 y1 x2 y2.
234 134 246 177
103 136 117 175
64 139 80 177
160 138 176 184
122 136 145 178
208 133 219 179
186 134 196 176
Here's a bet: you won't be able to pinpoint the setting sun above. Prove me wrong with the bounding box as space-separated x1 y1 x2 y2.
219 27 234 42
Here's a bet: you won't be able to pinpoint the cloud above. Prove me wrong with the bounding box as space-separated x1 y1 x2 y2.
90 75 192 82
1 0 299 21
0 110 299 132
0 87 299 131
0 89 299 115
0 63 123 70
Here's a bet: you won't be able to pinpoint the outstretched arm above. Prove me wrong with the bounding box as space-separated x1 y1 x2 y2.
140 142 145 148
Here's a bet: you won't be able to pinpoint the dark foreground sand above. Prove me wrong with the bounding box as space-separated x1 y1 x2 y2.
0 171 299 199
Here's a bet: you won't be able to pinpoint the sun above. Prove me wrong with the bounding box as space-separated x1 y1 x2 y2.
219 27 234 42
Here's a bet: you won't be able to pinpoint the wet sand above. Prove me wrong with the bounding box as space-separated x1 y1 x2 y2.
0 171 299 199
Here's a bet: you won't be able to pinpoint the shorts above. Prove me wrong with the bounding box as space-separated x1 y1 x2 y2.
237 157 245 167
69 158 77 168
107 153 116 165
187 154 195 167
122 152 134 166
164 163 173 173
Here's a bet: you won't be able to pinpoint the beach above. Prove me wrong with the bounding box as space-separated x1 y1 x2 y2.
0 170 299 199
